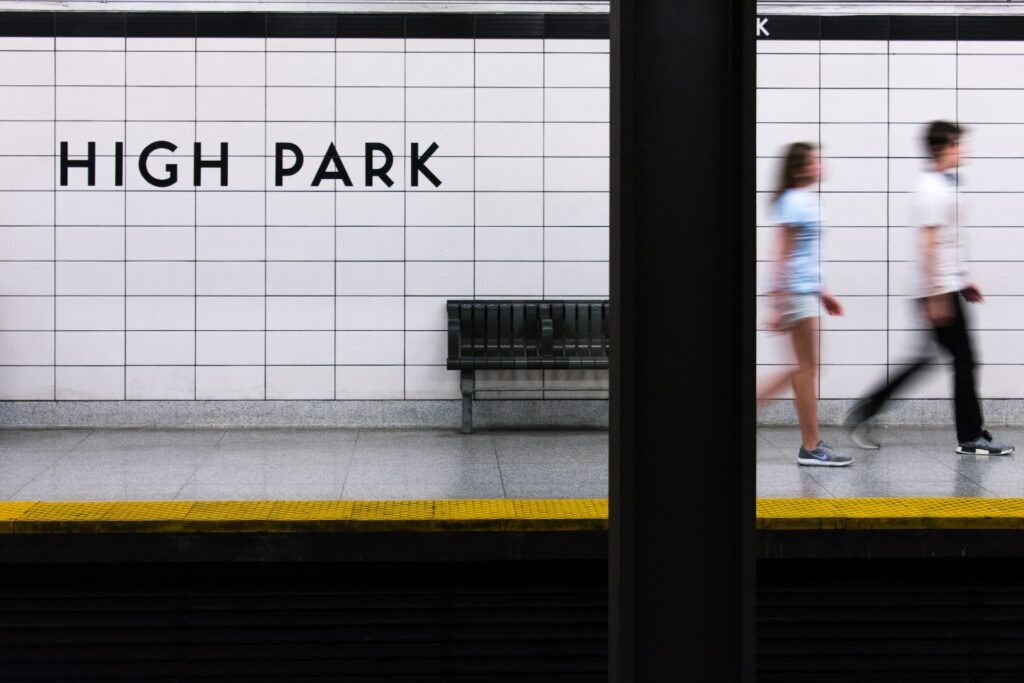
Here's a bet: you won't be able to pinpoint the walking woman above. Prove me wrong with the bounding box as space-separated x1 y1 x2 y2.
757 142 851 466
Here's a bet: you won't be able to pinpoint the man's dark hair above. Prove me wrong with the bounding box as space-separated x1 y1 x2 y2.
925 120 964 159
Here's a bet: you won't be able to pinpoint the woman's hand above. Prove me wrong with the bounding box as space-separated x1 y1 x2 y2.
821 292 843 316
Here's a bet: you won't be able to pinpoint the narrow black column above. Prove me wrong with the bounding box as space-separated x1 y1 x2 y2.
609 0 755 680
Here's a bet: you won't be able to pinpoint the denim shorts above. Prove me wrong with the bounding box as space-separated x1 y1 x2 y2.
776 293 819 329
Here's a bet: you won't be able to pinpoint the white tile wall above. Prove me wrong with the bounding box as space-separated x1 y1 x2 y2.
0 32 608 401
758 35 1024 399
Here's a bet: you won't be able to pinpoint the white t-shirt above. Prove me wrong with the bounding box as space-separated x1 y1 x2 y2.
912 170 965 297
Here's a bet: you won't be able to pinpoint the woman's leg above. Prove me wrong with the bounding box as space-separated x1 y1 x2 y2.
789 316 820 450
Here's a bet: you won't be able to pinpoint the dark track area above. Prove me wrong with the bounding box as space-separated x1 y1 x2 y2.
5 557 1024 680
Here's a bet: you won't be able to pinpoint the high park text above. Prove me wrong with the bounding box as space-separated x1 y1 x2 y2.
59 141 443 188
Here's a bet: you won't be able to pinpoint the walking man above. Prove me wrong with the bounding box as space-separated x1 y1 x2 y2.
844 121 1013 456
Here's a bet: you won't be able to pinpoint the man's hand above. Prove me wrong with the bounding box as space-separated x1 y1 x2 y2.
926 293 954 326
962 283 984 303
821 292 843 316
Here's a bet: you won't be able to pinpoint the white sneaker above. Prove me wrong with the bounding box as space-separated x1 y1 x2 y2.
956 430 1014 456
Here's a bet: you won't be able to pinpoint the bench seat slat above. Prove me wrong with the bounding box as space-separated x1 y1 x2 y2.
446 299 609 370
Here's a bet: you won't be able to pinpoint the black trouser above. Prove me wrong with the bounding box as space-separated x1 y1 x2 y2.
851 292 984 443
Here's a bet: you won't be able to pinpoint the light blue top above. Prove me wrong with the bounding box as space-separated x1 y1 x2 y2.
772 188 821 295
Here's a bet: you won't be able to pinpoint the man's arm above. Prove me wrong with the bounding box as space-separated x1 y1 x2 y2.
920 225 953 325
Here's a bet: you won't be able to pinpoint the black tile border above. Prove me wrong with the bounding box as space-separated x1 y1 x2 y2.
127 12 195 38
7 11 1024 42
196 12 265 38
758 14 1024 41
0 11 610 39
56 11 124 38
336 14 404 39
545 14 609 40
821 15 889 41
890 15 956 42
406 13 475 39
476 14 545 39
0 11 54 37
958 16 1024 41
266 12 335 39
757 15 819 41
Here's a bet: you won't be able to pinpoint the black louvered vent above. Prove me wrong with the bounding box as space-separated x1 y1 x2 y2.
758 559 1024 681
0 561 607 682
8 558 1024 680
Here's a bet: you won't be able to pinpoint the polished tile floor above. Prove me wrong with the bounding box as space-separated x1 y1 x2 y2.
758 425 1024 498
1 426 1020 501
0 428 608 501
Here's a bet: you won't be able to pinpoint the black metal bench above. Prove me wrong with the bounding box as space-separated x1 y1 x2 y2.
446 299 610 433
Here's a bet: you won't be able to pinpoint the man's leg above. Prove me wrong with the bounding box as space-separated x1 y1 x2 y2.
848 308 932 428
849 359 928 426
932 294 983 443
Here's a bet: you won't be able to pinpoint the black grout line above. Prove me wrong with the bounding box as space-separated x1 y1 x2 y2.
16 190 613 194
334 31 338 401
886 34 891 387
0 84 611 90
0 363 611 368
402 27 407 400
14 329 508 333
541 39 548 396
0 258 626 263
0 292 612 298
817 35 822 399
471 32 476 322
7 120 613 124
123 32 128 400
51 21 56 402
193 25 198 400
262 20 268 399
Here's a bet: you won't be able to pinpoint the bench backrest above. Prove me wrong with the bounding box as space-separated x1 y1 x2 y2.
446 300 610 369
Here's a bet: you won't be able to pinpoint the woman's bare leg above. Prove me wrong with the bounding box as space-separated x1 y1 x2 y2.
789 317 820 450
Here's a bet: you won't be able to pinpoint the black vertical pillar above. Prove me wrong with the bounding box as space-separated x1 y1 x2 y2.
610 0 755 680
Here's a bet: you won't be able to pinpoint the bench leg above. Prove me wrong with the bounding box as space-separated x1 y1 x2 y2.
460 369 474 434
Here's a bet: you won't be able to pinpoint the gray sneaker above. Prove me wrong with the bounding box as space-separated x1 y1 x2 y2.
956 430 1014 456
798 440 853 467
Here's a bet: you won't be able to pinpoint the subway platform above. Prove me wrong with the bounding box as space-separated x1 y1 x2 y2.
759 425 1024 557
0 427 608 563
0 424 1020 502
0 428 608 502
758 425 1024 499
4 426 1024 560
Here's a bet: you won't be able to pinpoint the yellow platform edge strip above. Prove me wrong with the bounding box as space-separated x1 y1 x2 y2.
0 499 609 534
757 498 1024 530
5 498 1024 533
